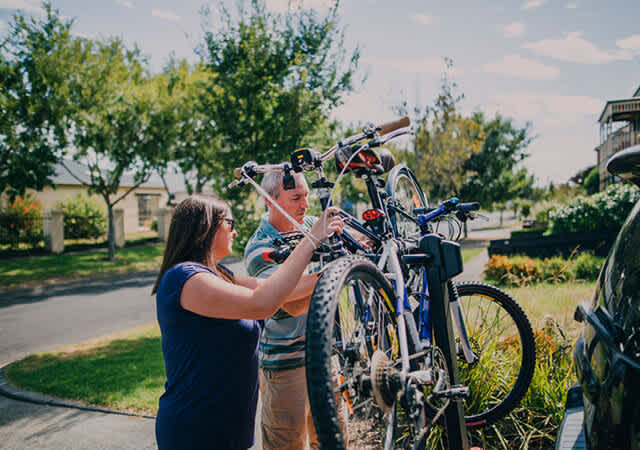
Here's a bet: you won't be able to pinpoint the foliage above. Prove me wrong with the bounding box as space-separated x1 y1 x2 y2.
199 0 360 247
583 166 600 195
549 183 640 234
424 318 575 449
159 60 221 194
520 202 531 218
400 59 484 201
485 252 605 286
56 194 107 239
0 3 81 198
0 193 43 248
460 113 534 208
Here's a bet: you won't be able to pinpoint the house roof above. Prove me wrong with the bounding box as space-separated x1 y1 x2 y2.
52 160 190 194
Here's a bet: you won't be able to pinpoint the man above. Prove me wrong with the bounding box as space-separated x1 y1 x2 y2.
243 170 319 450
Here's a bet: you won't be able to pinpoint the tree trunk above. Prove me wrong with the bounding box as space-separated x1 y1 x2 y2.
106 198 115 261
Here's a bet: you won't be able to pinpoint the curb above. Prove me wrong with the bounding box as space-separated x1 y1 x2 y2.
0 365 156 420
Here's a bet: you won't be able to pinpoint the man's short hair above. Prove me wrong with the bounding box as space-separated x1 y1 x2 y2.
261 170 284 199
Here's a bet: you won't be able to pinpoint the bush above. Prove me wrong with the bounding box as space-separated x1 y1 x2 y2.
57 195 107 240
485 252 604 286
550 183 640 234
573 252 603 280
0 193 44 248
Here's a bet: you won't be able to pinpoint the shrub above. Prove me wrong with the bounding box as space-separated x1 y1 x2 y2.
550 183 640 234
573 252 603 280
0 193 44 248
57 195 107 240
541 256 573 284
485 252 604 286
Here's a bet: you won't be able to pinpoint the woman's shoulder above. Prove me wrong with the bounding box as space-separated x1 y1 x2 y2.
158 262 214 294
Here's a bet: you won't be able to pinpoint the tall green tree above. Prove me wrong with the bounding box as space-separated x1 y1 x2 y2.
403 60 484 202
201 0 359 168
160 59 223 195
0 3 80 198
61 38 167 260
199 0 361 248
459 113 534 208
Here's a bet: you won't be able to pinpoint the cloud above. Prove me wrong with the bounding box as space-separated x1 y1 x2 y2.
504 22 525 38
152 9 180 22
481 91 602 128
616 34 640 53
481 55 559 80
0 0 43 13
410 13 433 25
116 0 133 8
566 2 577 8
265 0 333 13
522 0 546 10
523 31 633 64
362 56 458 76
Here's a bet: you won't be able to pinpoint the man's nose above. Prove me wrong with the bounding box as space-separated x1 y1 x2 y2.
301 196 309 209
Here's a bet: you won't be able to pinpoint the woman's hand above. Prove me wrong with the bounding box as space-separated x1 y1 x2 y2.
309 206 344 245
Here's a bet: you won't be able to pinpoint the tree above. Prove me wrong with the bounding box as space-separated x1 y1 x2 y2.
584 166 600 195
199 0 361 249
402 59 484 202
459 113 534 209
61 38 167 260
159 59 224 195
0 3 81 198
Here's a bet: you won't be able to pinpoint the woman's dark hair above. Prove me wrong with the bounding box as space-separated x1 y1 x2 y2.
152 194 234 294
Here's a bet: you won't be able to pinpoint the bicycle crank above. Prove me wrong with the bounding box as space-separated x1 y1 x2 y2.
370 350 402 413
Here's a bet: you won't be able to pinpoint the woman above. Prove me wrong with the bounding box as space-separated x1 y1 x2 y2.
152 194 342 450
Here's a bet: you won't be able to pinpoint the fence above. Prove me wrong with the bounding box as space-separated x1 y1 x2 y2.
488 230 617 258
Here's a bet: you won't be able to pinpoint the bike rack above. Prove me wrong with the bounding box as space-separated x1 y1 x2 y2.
419 233 470 450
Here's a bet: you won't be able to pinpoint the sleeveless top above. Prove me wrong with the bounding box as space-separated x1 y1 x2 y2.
155 262 261 449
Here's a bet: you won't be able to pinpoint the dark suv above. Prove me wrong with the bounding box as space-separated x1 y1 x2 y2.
555 145 640 449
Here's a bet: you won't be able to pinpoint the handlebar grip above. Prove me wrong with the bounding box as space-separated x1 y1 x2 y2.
458 202 480 211
376 116 410 135
233 167 243 179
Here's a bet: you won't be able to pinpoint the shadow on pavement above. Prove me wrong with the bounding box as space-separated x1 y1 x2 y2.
0 271 157 309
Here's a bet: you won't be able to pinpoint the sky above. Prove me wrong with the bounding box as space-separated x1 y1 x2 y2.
2 0 640 186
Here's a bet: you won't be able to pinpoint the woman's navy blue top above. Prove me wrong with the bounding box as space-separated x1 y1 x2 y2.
155 262 261 450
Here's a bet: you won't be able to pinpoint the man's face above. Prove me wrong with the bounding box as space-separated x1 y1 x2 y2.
273 173 310 224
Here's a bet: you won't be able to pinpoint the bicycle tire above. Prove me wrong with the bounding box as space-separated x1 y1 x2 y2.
306 256 411 449
386 164 428 239
446 281 536 428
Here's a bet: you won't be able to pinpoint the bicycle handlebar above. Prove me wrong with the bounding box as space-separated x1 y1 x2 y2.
377 116 410 135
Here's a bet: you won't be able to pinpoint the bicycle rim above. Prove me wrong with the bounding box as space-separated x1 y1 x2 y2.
386 165 428 239
453 282 536 428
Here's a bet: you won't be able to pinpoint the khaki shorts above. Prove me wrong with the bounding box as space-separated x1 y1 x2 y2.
259 366 319 450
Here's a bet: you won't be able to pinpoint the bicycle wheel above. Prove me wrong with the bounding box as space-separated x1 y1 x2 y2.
306 256 423 449
386 164 428 239
450 282 536 428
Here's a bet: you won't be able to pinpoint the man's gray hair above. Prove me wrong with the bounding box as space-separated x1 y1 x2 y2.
261 169 285 199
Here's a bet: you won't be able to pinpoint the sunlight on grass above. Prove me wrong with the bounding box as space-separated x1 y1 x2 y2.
461 247 483 263
6 323 163 415
0 245 164 290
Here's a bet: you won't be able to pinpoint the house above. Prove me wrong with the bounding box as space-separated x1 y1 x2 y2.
25 160 191 235
596 85 640 188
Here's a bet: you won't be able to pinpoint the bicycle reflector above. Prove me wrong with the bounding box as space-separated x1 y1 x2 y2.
363 209 385 222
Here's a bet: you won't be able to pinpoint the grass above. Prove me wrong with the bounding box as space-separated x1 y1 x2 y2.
5 323 164 415
0 244 164 292
461 247 483 263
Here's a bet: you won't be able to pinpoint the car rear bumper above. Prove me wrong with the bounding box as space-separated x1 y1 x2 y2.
555 384 587 450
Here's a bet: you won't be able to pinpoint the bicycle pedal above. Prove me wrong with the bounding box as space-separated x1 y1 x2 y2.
431 385 470 400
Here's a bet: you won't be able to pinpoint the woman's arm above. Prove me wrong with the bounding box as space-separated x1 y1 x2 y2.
180 209 340 320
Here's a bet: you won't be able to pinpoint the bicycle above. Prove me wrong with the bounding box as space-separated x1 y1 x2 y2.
227 117 535 448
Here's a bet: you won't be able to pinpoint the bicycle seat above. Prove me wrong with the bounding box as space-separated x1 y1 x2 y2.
335 146 396 176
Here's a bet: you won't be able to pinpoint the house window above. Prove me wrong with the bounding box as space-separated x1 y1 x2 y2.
137 193 160 228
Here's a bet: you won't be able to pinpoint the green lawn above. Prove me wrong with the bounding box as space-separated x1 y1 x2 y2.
461 247 483 263
0 244 164 291
5 324 164 415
